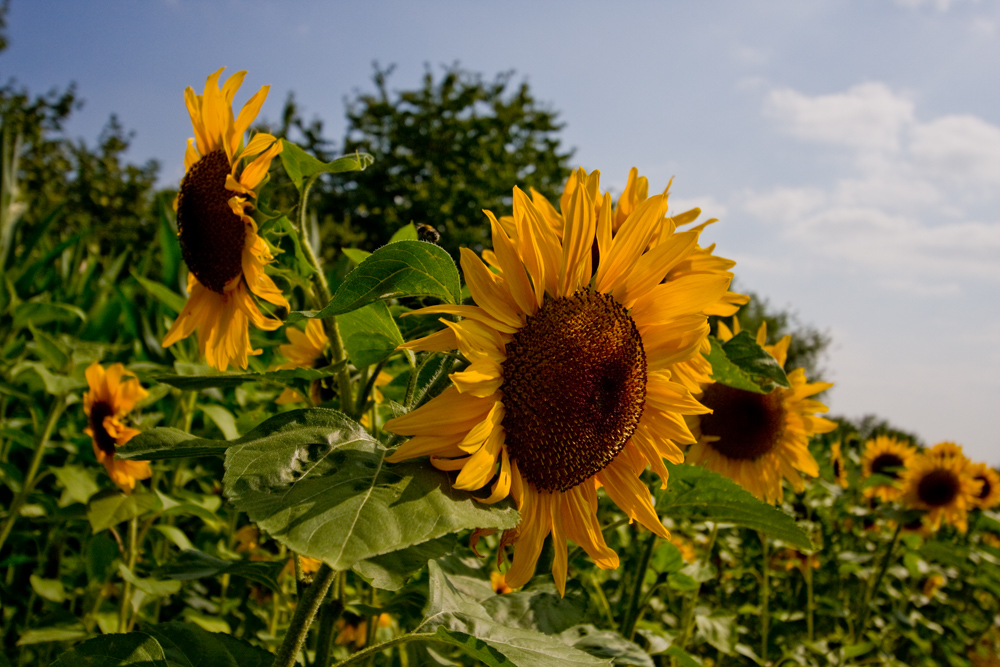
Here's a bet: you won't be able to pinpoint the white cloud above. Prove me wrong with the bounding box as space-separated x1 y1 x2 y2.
742 82 1000 294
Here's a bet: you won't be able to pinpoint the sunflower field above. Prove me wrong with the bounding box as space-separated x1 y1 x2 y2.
1 65 999 667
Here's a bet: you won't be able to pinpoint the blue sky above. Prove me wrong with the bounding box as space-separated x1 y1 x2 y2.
4 0 998 463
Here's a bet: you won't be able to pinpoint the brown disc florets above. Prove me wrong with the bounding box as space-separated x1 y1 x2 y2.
976 475 991 500
700 384 787 461
500 289 646 492
917 469 961 507
177 150 246 293
89 401 117 456
871 453 905 479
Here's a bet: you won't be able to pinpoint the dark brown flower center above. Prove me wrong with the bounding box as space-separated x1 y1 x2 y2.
500 289 646 492
917 468 960 507
871 453 905 479
699 384 786 461
89 401 117 456
177 149 246 293
833 457 842 478
976 475 991 500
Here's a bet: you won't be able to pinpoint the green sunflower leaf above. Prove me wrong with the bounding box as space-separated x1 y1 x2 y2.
145 362 345 391
352 534 458 591
339 301 404 368
48 633 165 666
131 271 186 314
143 622 274 667
222 409 518 572
418 561 609 667
657 463 813 550
704 332 789 394
289 240 461 321
279 141 374 191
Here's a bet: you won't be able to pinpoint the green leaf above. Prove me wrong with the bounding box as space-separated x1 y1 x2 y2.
49 633 167 666
143 622 274 667
390 223 419 242
342 248 372 266
17 624 88 647
291 240 461 321
279 141 374 191
116 428 223 461
200 404 239 440
704 333 790 394
12 301 86 329
152 525 194 552
657 463 813 550
118 564 182 598
155 549 283 592
87 492 163 533
53 465 100 506
339 301 404 367
28 324 69 369
694 610 735 654
352 535 458 591
132 271 186 314
148 363 345 391
223 409 518 572
662 647 702 667
482 582 588 635
557 625 652 667
157 194 182 288
30 574 67 603
270 215 314 277
419 562 608 667
13 361 87 394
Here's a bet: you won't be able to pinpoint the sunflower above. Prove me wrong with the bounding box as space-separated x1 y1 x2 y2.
861 435 917 502
83 362 151 493
900 448 980 533
927 441 969 466
385 167 734 595
969 463 1000 510
162 68 288 371
272 319 331 405
831 441 848 488
685 319 836 504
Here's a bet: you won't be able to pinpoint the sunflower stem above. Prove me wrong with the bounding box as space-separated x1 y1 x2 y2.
119 514 139 633
329 632 439 667
855 521 902 644
759 531 770 664
677 523 719 653
273 563 337 667
621 529 657 640
0 395 65 555
296 173 353 416
805 553 815 642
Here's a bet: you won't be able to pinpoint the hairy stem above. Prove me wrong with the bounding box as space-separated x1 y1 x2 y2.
273 563 337 667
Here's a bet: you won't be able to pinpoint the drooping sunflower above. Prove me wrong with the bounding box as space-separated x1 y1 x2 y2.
969 463 1000 510
386 167 735 595
861 435 917 502
831 441 849 488
83 362 151 493
685 319 836 504
900 446 980 533
162 68 288 371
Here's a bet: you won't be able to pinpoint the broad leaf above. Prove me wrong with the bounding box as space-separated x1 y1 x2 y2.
418 562 608 667
352 535 458 591
342 248 372 266
132 272 186 314
49 633 167 666
291 240 461 320
87 492 162 533
657 463 813 550
339 301 404 367
116 428 221 461
155 549 283 592
143 621 274 667
279 141 373 191
118 564 182 598
704 332 790 394
558 625 654 667
223 409 518 571
482 582 588 635
148 363 345 391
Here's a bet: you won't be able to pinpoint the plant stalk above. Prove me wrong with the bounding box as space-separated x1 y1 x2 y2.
805 555 815 642
0 395 65 555
855 522 902 643
119 515 139 632
273 563 337 667
330 632 437 667
759 531 770 664
622 530 657 640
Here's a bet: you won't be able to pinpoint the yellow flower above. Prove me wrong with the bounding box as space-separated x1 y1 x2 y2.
927 441 968 466
272 319 331 405
969 463 1000 510
772 548 820 573
861 435 917 502
491 571 513 594
831 441 849 488
922 573 945 598
686 320 836 504
335 613 391 649
670 534 697 563
900 445 980 533
162 68 288 371
386 167 734 595
83 362 151 494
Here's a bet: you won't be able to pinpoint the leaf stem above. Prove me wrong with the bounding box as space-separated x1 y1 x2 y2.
330 632 438 667
273 563 338 667
0 395 65 555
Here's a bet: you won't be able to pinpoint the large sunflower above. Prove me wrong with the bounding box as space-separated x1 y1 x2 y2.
272 320 331 405
83 362 151 493
685 319 836 504
901 445 980 533
969 463 1000 510
861 435 917 502
162 68 288 371
385 167 735 595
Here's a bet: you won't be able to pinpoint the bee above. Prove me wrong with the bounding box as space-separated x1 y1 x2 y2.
416 223 441 244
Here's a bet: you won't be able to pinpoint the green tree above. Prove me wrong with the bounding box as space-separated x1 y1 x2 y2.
268 64 574 262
